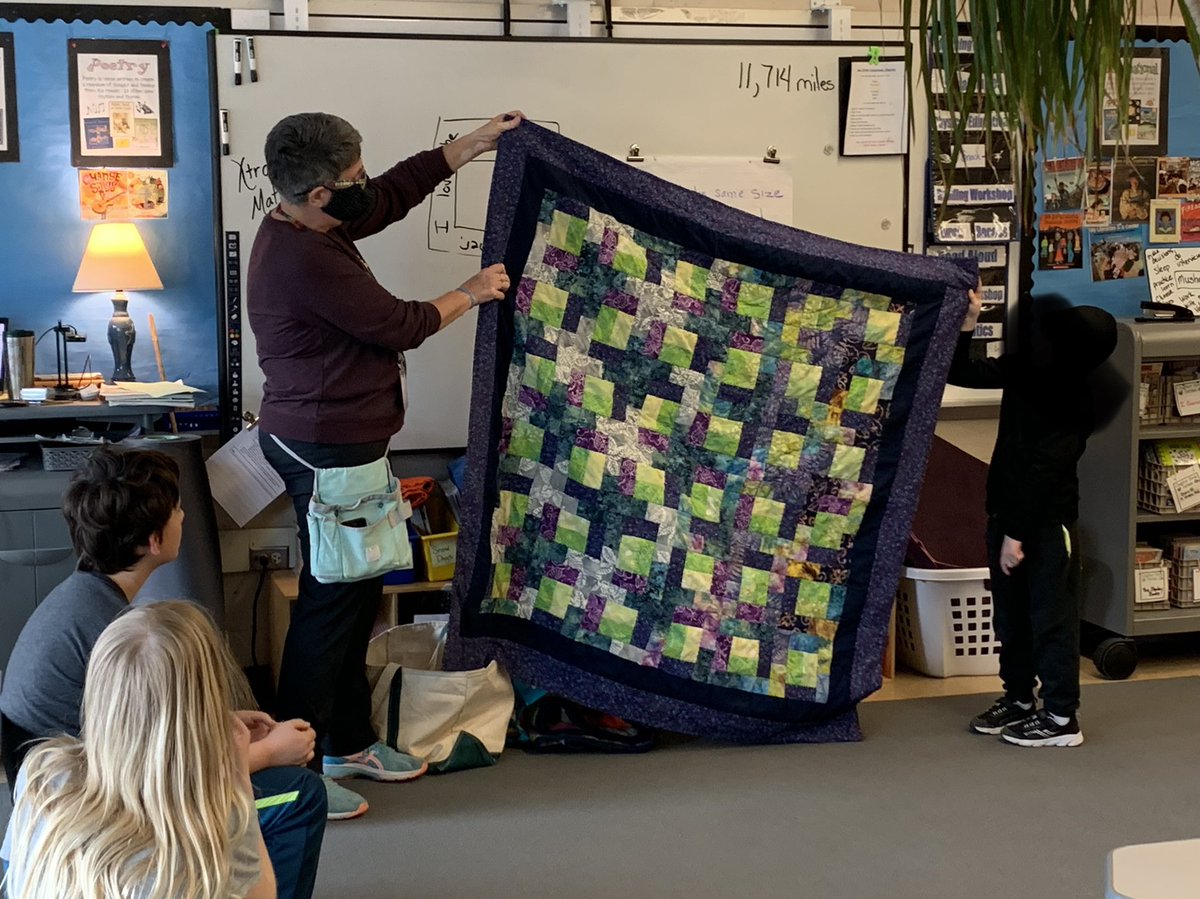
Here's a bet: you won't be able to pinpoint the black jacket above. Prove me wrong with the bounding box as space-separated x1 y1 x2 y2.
946 306 1117 542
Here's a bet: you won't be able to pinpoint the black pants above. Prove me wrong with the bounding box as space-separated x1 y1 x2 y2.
986 518 1081 716
260 431 390 763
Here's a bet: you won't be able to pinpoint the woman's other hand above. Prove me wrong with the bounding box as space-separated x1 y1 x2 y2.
963 279 983 333
462 263 511 306
444 111 525 170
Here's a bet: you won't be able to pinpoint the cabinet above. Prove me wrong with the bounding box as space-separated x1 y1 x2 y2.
1077 320 1200 674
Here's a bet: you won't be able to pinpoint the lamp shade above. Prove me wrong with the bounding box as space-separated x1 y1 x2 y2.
72 222 163 292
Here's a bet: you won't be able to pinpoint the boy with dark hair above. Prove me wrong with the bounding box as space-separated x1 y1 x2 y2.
0 447 328 899
949 290 1117 747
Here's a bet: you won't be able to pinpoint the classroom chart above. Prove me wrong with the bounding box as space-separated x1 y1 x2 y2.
217 35 917 449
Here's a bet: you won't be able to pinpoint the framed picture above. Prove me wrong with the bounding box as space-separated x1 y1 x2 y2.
1150 199 1182 244
1098 48 1169 157
0 33 18 163
67 38 173 168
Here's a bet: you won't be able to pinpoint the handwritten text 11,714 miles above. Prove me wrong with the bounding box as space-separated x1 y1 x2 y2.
737 63 836 98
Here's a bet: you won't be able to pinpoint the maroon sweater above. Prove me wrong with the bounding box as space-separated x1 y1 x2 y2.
247 148 450 444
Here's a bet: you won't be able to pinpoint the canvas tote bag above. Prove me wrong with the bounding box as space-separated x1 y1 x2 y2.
367 622 514 772
271 435 413 583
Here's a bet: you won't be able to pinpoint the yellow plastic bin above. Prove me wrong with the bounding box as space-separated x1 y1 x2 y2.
413 483 459 581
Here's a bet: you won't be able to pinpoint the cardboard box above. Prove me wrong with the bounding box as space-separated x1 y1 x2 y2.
1135 563 1170 605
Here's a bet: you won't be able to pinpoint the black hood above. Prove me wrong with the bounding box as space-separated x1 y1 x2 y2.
1028 295 1118 375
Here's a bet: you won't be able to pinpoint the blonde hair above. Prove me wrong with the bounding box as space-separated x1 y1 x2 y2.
4 601 256 899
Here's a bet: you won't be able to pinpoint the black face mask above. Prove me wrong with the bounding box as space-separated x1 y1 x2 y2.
322 181 375 223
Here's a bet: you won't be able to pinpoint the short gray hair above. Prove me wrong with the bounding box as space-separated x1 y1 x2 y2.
264 113 363 204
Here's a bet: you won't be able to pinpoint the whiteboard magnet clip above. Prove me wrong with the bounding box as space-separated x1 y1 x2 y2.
763 146 780 164
626 144 644 163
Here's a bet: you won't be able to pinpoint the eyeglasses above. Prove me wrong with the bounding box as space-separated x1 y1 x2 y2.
306 174 368 193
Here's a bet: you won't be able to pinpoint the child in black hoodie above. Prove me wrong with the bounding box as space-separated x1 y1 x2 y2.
949 290 1117 747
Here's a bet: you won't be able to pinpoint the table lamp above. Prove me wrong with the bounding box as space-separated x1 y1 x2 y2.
72 222 163 382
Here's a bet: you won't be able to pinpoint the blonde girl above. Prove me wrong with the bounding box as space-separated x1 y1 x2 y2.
1 601 276 899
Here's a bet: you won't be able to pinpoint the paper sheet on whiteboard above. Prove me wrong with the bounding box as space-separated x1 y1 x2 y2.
640 157 794 226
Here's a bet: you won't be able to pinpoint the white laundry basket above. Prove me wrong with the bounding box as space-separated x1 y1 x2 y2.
894 566 1000 677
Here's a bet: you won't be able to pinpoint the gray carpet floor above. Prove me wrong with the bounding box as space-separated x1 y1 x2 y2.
4 678 1199 898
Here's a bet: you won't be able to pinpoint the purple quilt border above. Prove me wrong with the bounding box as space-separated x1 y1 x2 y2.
449 123 977 743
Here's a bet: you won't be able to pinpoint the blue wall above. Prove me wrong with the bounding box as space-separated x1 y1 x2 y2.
0 19 218 397
1032 40 1200 317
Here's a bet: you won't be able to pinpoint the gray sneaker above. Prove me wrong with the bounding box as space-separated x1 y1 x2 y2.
322 775 369 820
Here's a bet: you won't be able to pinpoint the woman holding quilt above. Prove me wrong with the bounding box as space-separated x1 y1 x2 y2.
248 109 521 820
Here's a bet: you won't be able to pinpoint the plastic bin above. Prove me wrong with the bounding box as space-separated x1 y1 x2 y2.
412 483 459 582
895 566 1000 677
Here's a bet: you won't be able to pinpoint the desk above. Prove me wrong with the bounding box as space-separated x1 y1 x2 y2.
0 400 176 436
268 571 451 685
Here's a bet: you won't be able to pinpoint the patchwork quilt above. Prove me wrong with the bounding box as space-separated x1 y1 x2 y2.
449 124 977 742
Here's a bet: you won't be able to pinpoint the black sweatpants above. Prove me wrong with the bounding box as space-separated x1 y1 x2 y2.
260 431 390 763
986 518 1081 716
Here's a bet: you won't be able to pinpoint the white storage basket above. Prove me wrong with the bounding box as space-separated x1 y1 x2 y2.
895 566 1000 677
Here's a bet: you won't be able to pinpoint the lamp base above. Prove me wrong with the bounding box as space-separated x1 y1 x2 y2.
108 292 137 383
48 385 81 401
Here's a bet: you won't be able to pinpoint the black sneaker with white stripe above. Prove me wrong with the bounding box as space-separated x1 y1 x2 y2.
1000 710 1083 747
969 697 1035 735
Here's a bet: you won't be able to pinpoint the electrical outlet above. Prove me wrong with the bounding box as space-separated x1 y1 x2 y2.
249 545 290 570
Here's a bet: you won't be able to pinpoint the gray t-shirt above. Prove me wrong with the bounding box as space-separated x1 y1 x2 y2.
1 766 263 897
0 569 127 738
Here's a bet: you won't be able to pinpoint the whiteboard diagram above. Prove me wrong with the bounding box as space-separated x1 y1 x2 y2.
427 116 560 255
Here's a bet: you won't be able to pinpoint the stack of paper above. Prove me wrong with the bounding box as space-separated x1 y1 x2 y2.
100 380 204 407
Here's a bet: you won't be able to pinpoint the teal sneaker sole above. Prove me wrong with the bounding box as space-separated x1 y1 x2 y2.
323 759 429 783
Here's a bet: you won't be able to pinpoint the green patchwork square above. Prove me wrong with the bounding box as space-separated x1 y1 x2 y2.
659 326 698 368
750 496 785 536
555 509 590 553
690 482 724 522
640 396 680 435
491 563 512 600
739 567 771 605
876 344 906 364
594 305 635 349
723 348 761 389
568 447 606 488
704 416 743 456
675 260 709 300
599 603 638 643
845 376 882 414
633 463 665 505
782 307 803 345
865 308 902 344
536 578 574 618
831 444 866 481
547 210 587 255
795 579 832 617
681 551 715 591
861 292 891 310
509 421 544 460
786 649 819 687
664 623 703 663
727 636 759 676
613 233 648 279
737 282 774 319
768 432 803 468
521 354 557 395
530 282 569 327
582 375 614 416
812 512 847 549
617 535 656 576
497 490 529 527
786 363 822 402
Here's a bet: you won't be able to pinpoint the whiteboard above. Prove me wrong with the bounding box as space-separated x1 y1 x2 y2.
217 35 911 449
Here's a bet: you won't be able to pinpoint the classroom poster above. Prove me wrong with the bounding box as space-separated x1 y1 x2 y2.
79 168 169 220
1156 157 1200 199
926 243 1008 355
1089 225 1147 281
1101 48 1169 155
1111 156 1156 225
1150 199 1182 243
1043 157 1085 211
1084 161 1114 226
1146 247 1200 313
67 39 173 167
1038 212 1084 270
1182 201 1200 243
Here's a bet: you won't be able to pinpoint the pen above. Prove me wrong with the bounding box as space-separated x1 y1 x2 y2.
234 39 243 86
220 108 230 156
247 37 258 82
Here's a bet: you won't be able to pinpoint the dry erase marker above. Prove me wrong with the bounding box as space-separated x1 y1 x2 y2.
247 37 258 82
220 108 230 156
234 39 243 86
